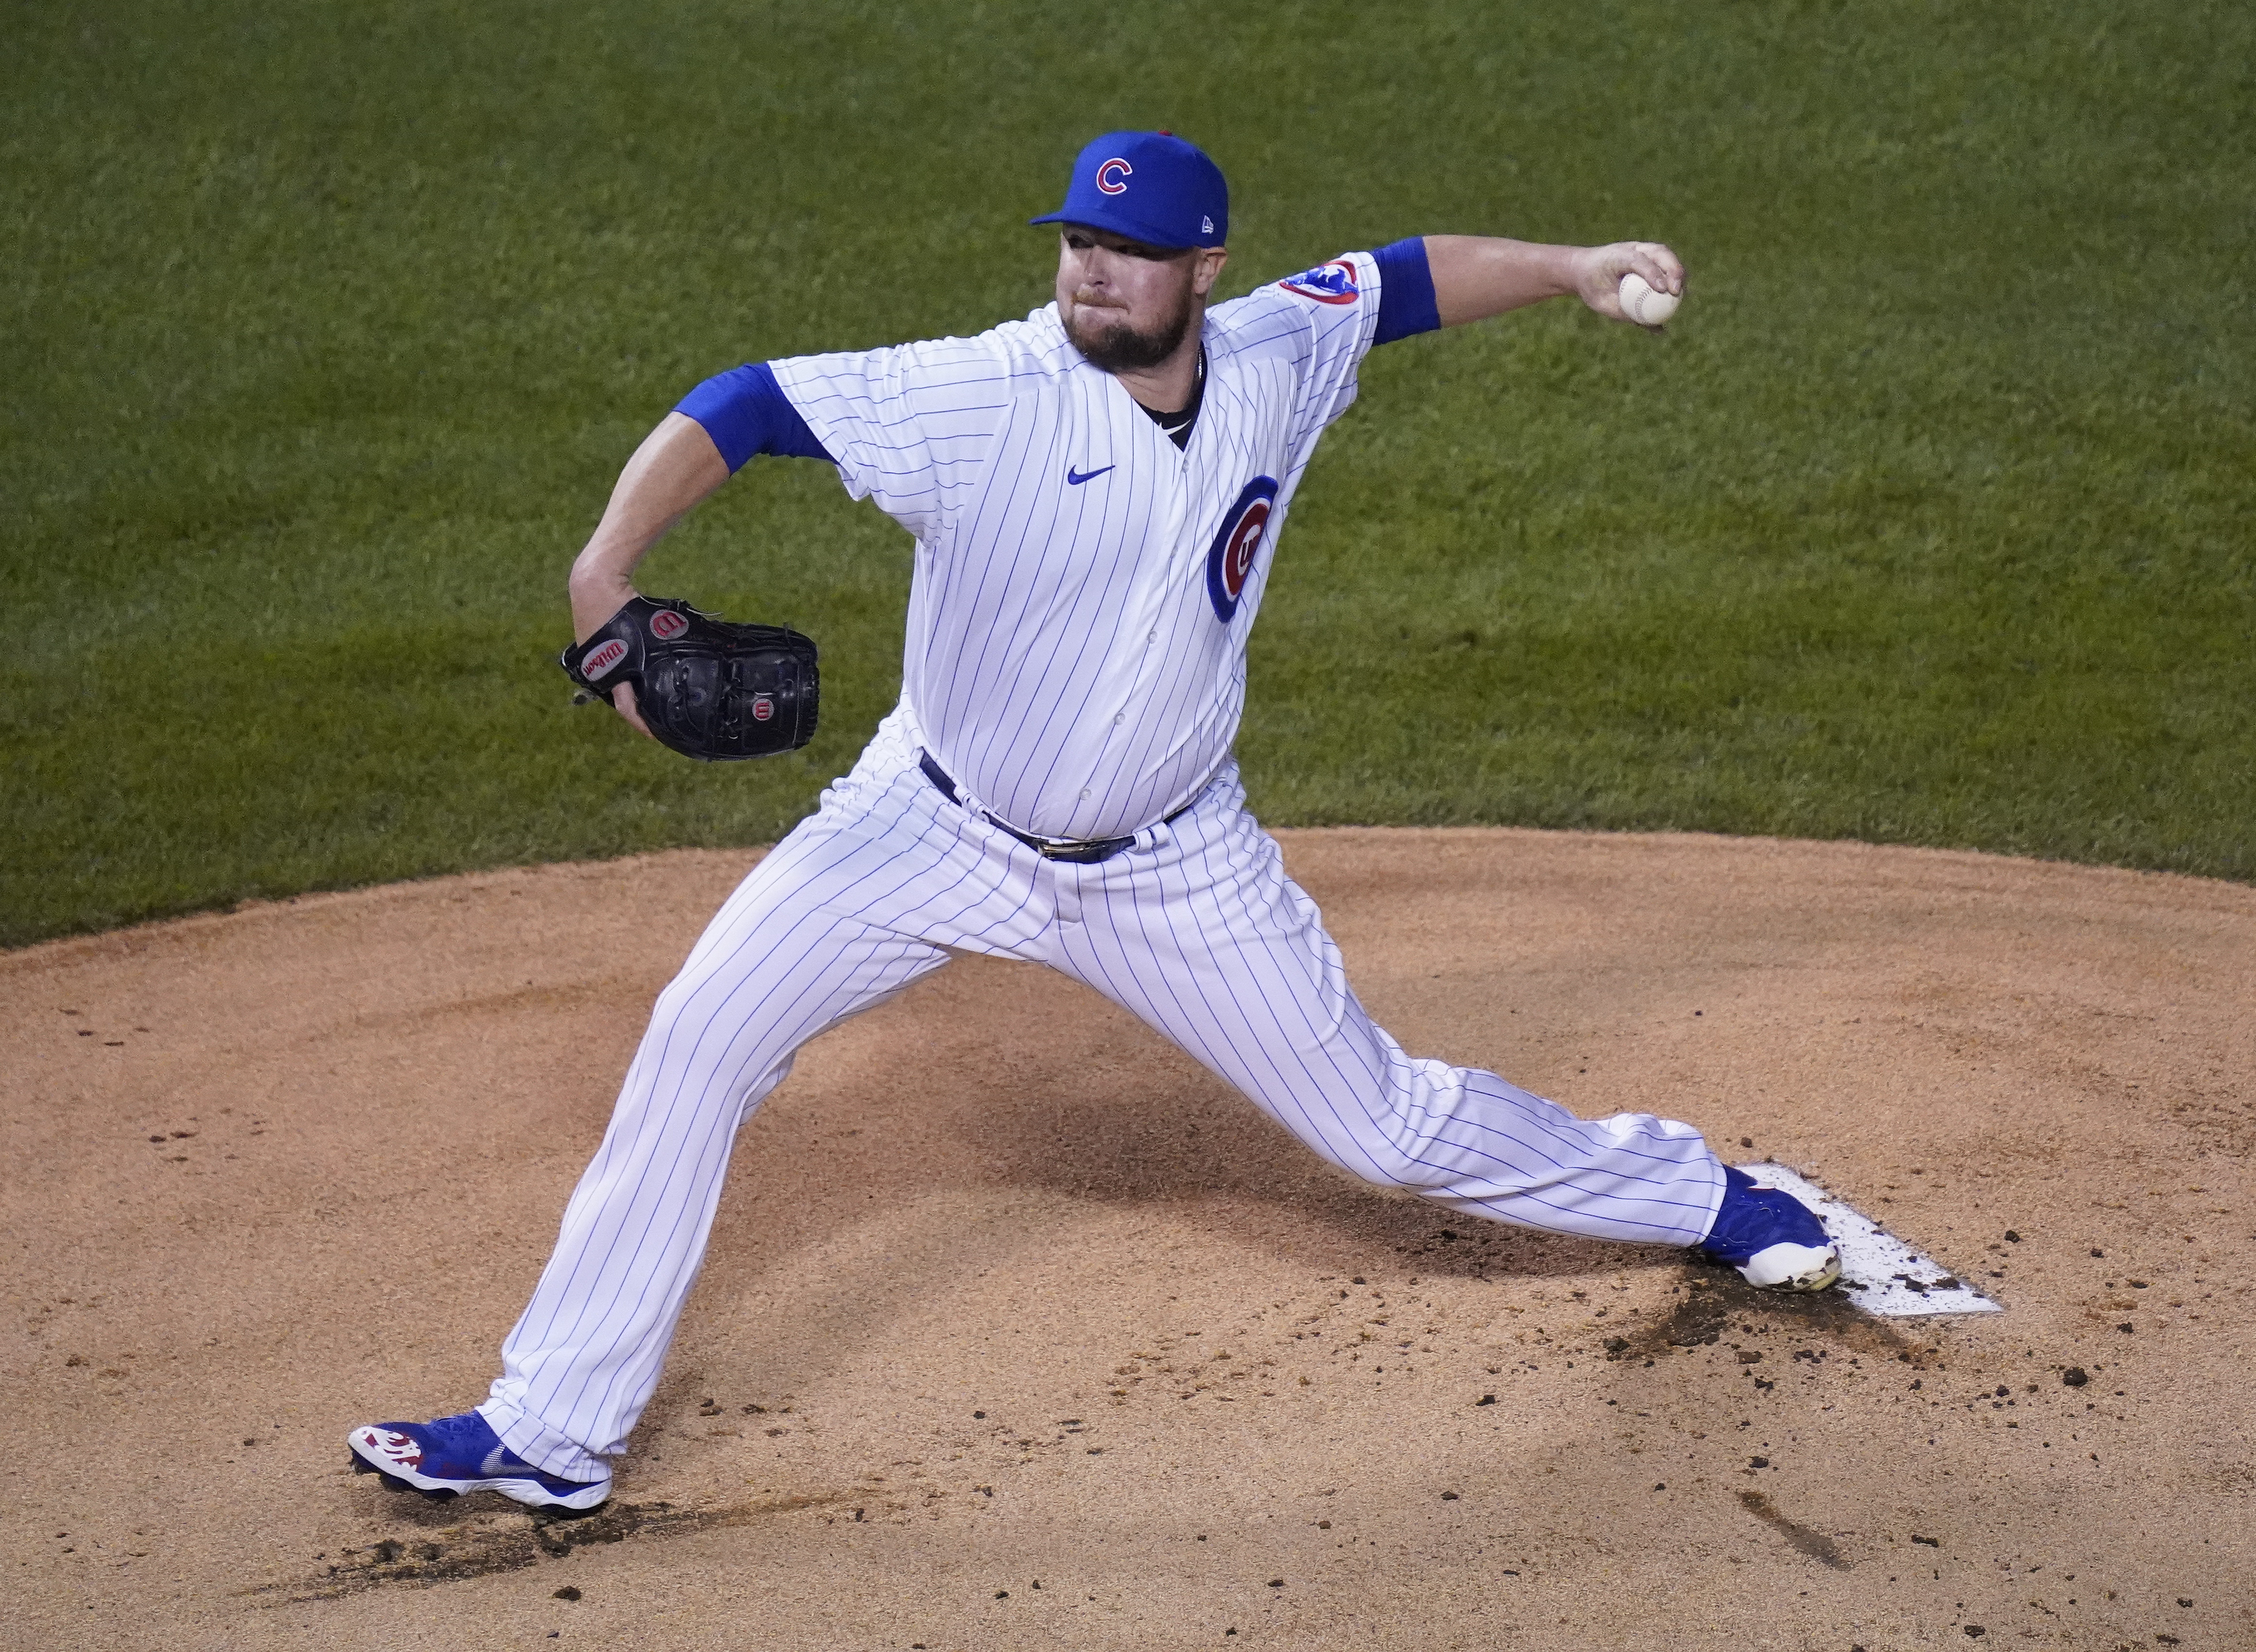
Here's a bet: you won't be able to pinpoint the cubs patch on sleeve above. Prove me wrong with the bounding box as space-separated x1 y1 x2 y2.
1268 249 1383 450
1278 259 1362 305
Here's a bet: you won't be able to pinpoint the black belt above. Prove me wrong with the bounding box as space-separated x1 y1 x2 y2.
918 750 1191 864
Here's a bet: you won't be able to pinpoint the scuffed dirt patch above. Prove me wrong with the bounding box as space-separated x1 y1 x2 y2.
261 1490 858 1601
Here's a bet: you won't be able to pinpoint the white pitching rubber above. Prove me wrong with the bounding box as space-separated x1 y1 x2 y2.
1734 1165 2003 1316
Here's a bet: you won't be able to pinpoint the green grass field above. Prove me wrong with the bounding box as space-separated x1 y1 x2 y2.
4 0 2250 949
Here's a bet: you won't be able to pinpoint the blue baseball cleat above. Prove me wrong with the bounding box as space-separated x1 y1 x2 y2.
1699 1165 1842 1291
346 1410 611 1511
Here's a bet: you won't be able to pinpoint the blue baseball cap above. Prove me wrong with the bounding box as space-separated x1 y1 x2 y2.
1030 130 1229 250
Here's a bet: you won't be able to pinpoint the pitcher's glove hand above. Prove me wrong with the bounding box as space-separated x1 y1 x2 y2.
560 596 819 761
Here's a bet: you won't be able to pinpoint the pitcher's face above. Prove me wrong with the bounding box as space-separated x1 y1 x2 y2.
1056 227 1221 372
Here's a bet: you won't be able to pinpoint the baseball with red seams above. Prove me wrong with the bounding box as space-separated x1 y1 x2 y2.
1619 271 1680 325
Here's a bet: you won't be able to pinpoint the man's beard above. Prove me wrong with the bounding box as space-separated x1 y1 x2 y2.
1065 289 1192 373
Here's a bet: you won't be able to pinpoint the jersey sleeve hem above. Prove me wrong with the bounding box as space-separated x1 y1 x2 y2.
1371 237 1440 345
674 362 834 473
767 355 882 503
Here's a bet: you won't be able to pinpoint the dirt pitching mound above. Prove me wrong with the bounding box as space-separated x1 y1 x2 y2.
6 828 2252 1650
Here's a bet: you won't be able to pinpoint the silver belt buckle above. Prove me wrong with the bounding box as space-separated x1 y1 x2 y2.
996 816 1123 861
1024 828 1099 858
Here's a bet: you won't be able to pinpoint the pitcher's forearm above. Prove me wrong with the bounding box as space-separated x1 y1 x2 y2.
1425 236 1584 327
568 413 732 641
1422 235 1683 329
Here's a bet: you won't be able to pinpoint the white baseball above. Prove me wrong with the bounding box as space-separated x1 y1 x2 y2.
1618 271 1680 326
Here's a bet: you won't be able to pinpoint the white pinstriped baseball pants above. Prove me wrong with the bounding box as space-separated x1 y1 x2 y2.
481 708 1726 1478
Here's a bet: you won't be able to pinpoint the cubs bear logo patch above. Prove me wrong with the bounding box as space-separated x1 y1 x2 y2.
1205 477 1280 622
1279 260 1359 305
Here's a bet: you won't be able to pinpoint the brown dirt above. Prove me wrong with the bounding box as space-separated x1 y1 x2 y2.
5 828 2252 1651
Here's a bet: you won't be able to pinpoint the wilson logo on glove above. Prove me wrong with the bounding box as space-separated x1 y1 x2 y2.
580 638 629 681
560 596 820 762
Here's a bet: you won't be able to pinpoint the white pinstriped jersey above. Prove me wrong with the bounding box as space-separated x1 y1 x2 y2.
770 249 1387 841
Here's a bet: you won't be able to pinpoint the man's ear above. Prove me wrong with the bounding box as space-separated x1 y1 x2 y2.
1193 246 1229 297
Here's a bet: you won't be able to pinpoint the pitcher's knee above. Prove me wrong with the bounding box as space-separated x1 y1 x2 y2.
647 950 785 1044
623 970 795 1117
637 982 716 1071
1300 1122 1444 1194
1287 1060 1566 1198
1363 1140 1457 1194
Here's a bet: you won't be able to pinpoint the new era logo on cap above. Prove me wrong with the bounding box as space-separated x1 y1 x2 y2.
1030 130 1229 249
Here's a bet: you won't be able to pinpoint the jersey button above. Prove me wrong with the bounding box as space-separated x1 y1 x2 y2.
1113 713 1124 726
1079 789 1092 801
1146 629 1157 645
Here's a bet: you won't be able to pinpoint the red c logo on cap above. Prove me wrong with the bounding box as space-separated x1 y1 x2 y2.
1096 157 1132 195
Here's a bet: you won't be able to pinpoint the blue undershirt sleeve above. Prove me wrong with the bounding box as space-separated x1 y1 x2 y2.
673 361 834 473
1370 237 1441 346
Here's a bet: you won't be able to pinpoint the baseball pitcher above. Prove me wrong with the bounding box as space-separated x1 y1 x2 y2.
348 132 1837 1512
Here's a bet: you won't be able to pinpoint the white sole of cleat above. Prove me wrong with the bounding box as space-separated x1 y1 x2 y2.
345 1427 611 1511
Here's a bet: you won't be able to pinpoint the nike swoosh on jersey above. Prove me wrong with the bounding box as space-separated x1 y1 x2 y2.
1065 465 1114 485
